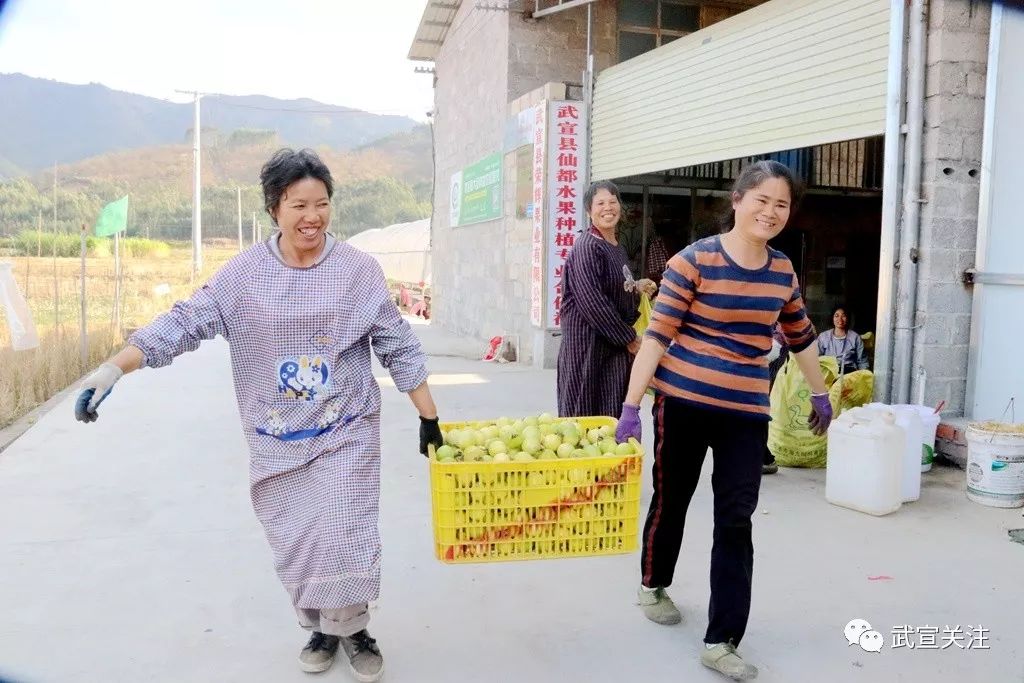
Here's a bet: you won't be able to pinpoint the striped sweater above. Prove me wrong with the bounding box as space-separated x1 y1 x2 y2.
645 235 816 420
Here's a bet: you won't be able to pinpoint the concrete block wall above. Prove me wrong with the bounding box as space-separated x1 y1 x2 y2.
505 83 568 366
431 5 511 352
913 0 990 416
508 0 617 102
502 3 616 365
501 148 531 361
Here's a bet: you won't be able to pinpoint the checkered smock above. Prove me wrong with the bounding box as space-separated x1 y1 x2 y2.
129 239 428 609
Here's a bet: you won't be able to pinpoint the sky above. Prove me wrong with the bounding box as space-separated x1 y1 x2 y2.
0 0 436 121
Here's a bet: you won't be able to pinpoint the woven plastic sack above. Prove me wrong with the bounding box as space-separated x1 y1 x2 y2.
828 370 874 416
0 261 39 351
767 354 839 468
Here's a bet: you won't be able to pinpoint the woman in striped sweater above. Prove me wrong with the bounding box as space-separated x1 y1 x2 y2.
615 161 833 681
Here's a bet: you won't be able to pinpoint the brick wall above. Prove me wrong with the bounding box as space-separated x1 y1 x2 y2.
913 0 990 415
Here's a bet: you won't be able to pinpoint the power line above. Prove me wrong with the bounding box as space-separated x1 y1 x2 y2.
203 98 412 117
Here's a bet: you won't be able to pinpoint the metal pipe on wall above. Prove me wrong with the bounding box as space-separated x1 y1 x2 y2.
641 185 650 274
583 3 594 184
892 0 929 404
586 1 592 57
873 0 909 403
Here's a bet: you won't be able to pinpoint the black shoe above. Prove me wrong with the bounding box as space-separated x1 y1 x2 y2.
340 629 385 682
299 631 340 673
762 461 778 475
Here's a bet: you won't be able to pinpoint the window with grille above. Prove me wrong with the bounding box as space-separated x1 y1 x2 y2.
617 1 745 62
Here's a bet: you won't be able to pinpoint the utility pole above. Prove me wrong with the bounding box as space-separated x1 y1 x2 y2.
251 212 256 244
52 162 59 335
176 89 205 280
79 223 88 370
52 162 57 229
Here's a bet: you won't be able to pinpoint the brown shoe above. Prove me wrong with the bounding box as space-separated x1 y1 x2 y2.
299 631 340 674
340 629 385 682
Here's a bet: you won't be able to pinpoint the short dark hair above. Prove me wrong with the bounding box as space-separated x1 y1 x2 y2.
719 160 804 230
260 148 334 216
583 180 622 212
732 160 804 207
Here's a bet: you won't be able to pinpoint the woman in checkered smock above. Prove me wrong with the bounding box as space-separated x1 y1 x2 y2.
74 149 444 681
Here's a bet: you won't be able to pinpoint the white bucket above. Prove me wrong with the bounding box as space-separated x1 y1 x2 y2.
893 404 942 472
966 422 1024 509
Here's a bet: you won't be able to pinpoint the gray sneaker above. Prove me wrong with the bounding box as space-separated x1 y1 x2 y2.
299 631 339 673
701 642 758 680
340 629 385 683
637 586 682 625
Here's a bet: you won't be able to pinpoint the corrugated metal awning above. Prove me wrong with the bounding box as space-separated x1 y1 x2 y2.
591 0 891 180
408 0 462 61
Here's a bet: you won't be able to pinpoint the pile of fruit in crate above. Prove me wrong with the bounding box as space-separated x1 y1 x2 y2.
433 413 638 463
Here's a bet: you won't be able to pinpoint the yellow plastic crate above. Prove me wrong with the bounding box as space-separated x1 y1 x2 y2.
429 416 643 564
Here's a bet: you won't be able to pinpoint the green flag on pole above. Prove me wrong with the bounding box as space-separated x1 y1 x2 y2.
94 195 128 237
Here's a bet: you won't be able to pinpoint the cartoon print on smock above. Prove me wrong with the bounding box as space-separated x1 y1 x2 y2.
277 355 331 401
258 355 352 441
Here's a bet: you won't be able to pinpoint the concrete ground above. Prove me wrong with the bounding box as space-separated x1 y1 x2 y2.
1 321 1022 683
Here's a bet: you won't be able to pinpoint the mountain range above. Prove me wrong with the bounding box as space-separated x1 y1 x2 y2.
0 73 421 176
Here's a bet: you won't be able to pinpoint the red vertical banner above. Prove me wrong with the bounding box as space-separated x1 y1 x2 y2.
530 103 546 328
545 100 587 329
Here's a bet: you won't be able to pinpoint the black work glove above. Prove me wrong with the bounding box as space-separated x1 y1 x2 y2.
419 416 443 457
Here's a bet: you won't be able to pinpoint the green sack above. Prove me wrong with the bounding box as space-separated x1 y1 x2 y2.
767 355 839 468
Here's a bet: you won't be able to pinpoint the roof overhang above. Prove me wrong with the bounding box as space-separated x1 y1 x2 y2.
408 0 462 61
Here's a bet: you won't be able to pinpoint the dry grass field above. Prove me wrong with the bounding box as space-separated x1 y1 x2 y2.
0 241 238 427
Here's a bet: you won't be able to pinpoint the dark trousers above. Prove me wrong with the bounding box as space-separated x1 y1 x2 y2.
763 354 787 465
640 396 767 646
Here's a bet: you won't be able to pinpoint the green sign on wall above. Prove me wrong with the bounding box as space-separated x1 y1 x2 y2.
449 153 502 226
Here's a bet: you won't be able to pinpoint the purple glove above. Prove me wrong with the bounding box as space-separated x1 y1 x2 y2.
616 403 642 444
808 393 833 436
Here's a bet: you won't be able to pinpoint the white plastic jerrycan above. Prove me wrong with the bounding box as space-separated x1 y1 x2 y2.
867 403 924 502
826 407 904 516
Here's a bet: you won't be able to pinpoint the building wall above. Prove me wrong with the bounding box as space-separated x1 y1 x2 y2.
504 3 619 365
431 5 511 351
427 0 992 388
431 2 619 365
913 0 990 415
507 0 618 102
505 82 570 367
